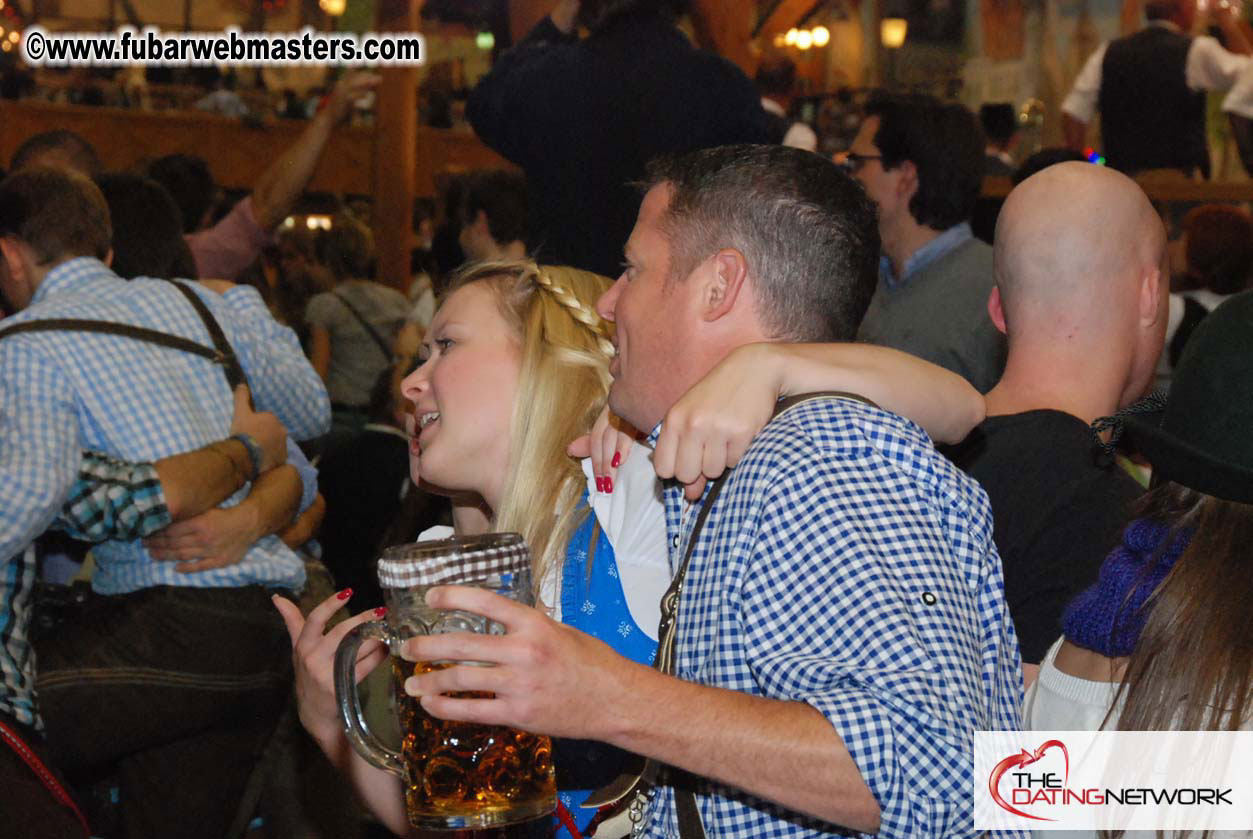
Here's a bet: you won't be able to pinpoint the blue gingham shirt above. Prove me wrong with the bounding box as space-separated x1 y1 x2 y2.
0 258 329 726
641 395 1025 839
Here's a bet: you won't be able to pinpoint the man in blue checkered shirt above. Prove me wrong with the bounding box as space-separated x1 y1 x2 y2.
402 145 1025 838
0 167 330 837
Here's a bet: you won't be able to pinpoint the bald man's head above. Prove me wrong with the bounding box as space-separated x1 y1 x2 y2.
994 162 1164 335
992 162 1169 407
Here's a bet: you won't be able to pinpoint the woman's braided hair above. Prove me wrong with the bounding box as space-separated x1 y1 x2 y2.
532 267 616 359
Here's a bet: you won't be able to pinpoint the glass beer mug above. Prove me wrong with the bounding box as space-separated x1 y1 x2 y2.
334 534 557 830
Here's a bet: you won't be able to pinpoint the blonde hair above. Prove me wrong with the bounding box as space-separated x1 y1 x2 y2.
445 260 615 594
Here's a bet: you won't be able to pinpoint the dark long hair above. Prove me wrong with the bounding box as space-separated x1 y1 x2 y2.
1111 482 1253 731
1099 483 1253 839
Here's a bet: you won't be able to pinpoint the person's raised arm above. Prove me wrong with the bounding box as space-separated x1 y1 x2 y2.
653 342 985 500
1212 5 1253 57
250 72 381 232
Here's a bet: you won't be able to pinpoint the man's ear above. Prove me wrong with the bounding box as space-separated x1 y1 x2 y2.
895 159 920 202
987 285 1008 335
702 248 750 323
0 237 34 310
1139 262 1165 327
0 238 26 286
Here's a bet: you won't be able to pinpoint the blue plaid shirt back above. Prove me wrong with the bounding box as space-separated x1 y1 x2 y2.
642 396 1024 839
0 258 329 726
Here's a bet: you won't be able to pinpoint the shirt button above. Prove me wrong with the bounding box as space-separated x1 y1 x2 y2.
671 535 681 548
921 591 937 606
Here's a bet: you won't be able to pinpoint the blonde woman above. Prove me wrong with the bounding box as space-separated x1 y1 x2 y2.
281 260 666 838
275 258 986 838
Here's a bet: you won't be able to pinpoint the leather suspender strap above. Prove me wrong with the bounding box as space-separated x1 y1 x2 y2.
165 281 248 391
333 291 394 363
0 318 227 366
0 281 249 393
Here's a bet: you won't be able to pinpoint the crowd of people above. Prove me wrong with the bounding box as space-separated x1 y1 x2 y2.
1 1 1252 838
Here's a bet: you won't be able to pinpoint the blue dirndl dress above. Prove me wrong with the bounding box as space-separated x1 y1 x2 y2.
550 495 657 838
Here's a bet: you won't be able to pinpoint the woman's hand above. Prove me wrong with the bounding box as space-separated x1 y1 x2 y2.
272 590 388 748
654 344 783 501
567 405 638 494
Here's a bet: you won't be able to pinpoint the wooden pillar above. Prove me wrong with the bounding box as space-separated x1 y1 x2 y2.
372 0 421 291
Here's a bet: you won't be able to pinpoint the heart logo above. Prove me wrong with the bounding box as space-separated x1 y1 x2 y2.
988 740 1069 821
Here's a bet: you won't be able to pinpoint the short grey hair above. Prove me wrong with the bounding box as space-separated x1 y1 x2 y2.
644 144 880 342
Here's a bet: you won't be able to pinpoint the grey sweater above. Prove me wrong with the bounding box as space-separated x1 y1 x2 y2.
857 236 1006 394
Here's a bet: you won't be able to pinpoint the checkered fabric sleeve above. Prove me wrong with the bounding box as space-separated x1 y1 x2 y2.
58 452 172 543
218 283 331 441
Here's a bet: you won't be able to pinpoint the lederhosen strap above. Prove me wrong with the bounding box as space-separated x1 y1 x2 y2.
586 391 878 839
0 281 248 392
166 280 248 391
333 290 394 363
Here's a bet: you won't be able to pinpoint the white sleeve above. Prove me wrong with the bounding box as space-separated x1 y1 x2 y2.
783 122 819 152
1062 43 1108 123
1187 36 1250 92
580 441 669 640
1222 62 1253 117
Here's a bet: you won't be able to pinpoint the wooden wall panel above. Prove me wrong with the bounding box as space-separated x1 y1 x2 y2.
0 99 510 198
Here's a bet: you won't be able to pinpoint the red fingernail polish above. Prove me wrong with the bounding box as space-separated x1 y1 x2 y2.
337 588 353 601
595 477 605 493
374 606 388 618
611 452 622 468
604 476 614 493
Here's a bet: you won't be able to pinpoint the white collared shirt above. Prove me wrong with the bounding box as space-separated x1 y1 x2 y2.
1062 20 1249 123
760 97 819 152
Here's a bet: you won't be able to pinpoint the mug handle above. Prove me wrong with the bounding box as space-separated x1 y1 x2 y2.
334 620 404 777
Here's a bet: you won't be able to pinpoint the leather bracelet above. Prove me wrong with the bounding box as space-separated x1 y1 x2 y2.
229 433 263 483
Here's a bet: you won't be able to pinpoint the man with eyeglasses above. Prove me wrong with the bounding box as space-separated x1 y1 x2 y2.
845 92 1005 394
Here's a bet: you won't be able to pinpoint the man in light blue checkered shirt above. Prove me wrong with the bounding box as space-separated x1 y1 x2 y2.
0 167 330 836
403 146 1026 839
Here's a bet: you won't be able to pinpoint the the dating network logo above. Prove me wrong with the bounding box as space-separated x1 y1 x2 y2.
976 731 1249 832
988 739 1070 820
